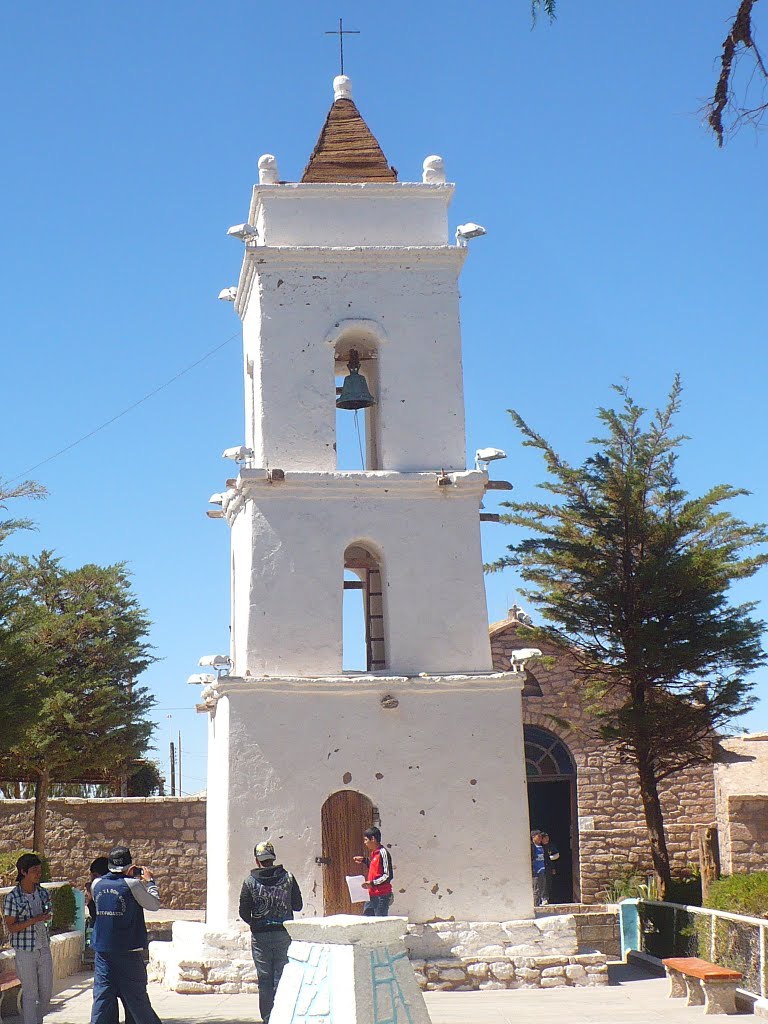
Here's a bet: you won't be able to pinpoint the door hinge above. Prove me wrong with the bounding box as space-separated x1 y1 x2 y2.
315 856 332 865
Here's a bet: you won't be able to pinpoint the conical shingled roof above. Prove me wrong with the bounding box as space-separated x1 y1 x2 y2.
301 93 397 184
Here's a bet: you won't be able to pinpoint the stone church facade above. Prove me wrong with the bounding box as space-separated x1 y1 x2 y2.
490 608 719 903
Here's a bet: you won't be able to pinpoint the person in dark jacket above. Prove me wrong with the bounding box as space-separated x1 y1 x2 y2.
86 855 135 1024
239 840 303 1024
541 832 561 903
90 846 162 1024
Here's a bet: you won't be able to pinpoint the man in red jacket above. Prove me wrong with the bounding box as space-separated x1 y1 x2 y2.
353 827 393 916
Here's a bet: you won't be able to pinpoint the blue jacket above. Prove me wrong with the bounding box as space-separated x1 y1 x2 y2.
91 871 160 952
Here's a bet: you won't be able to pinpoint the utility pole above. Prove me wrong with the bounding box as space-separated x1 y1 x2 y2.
169 741 176 796
177 731 182 797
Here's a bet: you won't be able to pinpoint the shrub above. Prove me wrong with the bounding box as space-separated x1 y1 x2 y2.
48 883 77 933
705 873 768 919
0 850 51 887
598 869 658 903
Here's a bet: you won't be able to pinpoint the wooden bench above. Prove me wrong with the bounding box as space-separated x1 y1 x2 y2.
0 972 22 1023
662 957 742 1015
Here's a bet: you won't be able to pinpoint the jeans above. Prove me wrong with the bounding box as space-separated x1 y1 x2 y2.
251 929 291 1023
91 952 161 1024
532 872 549 906
363 894 391 917
14 946 53 1024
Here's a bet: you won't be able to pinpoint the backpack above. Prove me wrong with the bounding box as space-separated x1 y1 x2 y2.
250 872 294 925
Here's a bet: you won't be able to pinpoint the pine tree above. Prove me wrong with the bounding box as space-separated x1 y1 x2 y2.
490 378 768 895
0 477 47 757
2 552 157 853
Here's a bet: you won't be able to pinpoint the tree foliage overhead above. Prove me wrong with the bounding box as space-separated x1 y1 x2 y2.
0 552 158 850
530 0 768 145
490 378 768 893
2 552 157 779
0 477 47 750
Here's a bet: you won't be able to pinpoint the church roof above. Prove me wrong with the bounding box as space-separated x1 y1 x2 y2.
301 77 397 184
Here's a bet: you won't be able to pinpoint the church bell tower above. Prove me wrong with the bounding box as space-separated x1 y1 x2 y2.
203 75 533 928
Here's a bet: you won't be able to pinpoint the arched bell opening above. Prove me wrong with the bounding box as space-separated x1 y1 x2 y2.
329 323 383 471
334 345 379 470
343 542 386 672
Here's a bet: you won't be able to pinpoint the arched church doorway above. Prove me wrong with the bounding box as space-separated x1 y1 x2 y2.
525 725 578 903
320 790 376 914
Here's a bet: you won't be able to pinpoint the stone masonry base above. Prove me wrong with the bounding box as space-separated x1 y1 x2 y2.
0 931 83 982
148 915 609 994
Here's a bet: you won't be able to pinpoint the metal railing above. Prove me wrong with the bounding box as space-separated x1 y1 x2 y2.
629 899 768 999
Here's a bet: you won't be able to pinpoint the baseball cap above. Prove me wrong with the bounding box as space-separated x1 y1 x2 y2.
254 840 276 861
108 846 133 872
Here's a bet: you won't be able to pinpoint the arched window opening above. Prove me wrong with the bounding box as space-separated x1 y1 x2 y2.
343 544 386 672
524 725 575 778
335 345 380 470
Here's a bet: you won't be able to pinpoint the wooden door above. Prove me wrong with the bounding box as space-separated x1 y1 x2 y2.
321 790 375 915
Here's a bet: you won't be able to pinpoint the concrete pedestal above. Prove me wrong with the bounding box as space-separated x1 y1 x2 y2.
271 915 430 1024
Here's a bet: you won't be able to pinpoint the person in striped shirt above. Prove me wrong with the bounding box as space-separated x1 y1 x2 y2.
3 854 54 1024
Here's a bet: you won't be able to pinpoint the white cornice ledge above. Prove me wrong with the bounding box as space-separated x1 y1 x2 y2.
222 469 487 522
201 670 523 707
250 181 455 211
235 246 465 317
251 246 465 267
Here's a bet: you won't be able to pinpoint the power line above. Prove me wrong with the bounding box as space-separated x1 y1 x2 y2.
9 330 241 483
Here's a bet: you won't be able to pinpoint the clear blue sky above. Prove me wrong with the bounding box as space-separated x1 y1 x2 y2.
2 2 766 794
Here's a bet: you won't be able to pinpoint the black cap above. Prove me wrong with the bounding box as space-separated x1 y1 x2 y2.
107 846 133 872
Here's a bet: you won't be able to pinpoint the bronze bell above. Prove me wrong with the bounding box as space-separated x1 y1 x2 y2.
336 349 376 410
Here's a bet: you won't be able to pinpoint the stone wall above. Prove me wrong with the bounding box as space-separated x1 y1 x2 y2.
491 617 718 902
574 908 621 959
719 796 768 875
0 931 82 982
578 827 704 903
714 735 768 875
148 915 610 993
0 797 206 910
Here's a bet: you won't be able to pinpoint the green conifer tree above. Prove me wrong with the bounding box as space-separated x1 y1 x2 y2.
2 552 157 853
490 379 768 895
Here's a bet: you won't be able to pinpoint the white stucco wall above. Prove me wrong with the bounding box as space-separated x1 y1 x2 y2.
206 697 231 916
239 248 467 473
205 676 533 929
249 183 453 248
225 471 492 678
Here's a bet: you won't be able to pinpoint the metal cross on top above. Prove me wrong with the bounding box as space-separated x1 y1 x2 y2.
324 17 360 76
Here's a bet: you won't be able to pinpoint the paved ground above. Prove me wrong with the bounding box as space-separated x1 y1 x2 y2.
39 963 752 1023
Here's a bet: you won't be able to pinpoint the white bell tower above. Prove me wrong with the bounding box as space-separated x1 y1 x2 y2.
203 76 533 929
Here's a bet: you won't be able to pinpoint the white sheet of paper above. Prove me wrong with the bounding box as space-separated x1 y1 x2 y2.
345 874 368 903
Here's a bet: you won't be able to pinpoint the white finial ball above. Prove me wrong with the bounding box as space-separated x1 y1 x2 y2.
258 154 279 184
334 75 353 101
422 155 446 183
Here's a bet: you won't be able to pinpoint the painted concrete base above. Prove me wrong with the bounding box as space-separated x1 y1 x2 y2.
271 916 430 1024
148 915 610 994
